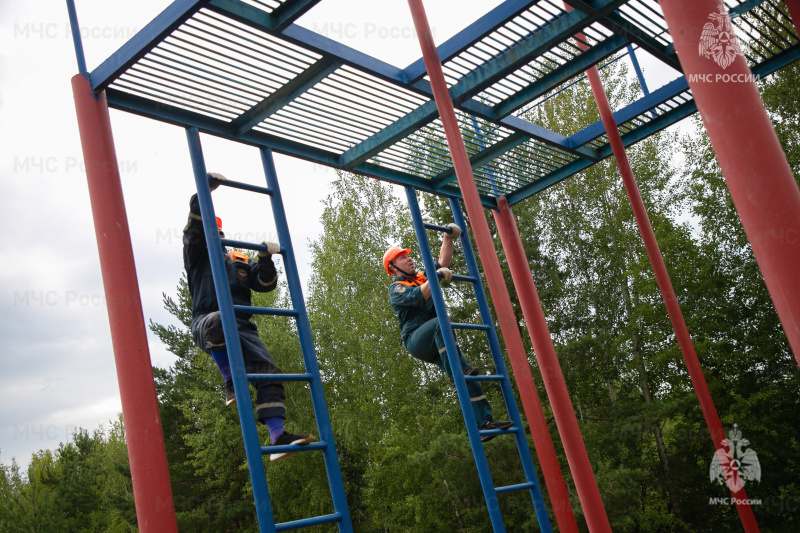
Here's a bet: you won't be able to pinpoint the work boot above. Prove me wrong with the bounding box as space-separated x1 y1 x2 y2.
480 419 513 442
269 432 315 462
224 379 236 407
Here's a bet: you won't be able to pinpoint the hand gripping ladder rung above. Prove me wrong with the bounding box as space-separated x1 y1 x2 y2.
405 186 552 533
186 128 353 533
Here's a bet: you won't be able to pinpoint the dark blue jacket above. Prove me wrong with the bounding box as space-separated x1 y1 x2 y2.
183 194 277 320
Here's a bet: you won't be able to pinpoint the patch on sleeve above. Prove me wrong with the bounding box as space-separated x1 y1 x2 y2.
393 284 406 293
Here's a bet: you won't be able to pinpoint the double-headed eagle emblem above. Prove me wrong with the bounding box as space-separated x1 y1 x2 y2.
699 6 743 69
709 424 761 493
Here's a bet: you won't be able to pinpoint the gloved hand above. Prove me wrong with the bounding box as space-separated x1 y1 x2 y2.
259 241 281 257
446 223 462 239
208 172 227 191
437 267 453 281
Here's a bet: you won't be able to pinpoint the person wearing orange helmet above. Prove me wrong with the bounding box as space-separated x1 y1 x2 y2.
183 172 314 461
383 224 512 442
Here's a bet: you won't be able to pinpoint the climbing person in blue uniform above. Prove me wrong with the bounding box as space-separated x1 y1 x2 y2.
183 171 313 461
383 223 513 442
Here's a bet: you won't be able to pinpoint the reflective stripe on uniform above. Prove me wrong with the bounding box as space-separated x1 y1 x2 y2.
257 401 285 410
470 395 486 402
258 274 277 287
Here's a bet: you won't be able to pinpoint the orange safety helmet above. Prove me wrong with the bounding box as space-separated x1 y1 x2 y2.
382 247 410 275
215 216 223 229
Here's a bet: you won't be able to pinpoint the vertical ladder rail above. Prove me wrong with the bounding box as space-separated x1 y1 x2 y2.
260 147 353 532
404 186 506 531
186 128 276 532
449 198 552 532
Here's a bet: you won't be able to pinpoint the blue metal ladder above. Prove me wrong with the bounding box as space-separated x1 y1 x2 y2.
404 186 553 533
186 127 353 533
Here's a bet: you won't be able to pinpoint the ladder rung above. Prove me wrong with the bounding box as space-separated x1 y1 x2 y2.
233 305 299 317
275 512 342 532
247 373 313 382
451 322 490 331
495 481 538 494
465 374 504 382
423 222 455 234
221 239 283 256
214 177 273 196
479 425 517 440
261 441 327 456
451 273 477 283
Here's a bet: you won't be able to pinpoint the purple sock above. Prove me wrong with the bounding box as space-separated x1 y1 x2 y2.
265 417 284 444
210 350 231 381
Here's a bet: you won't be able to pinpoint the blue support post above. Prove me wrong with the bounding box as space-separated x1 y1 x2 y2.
185 127 276 532
65 0 88 77
626 45 657 119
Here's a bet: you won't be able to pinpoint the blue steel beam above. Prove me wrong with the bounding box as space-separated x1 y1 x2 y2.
493 34 628 118
567 41 800 149
341 3 629 168
429 132 530 187
182 0 599 164
91 0 210 91
567 76 688 147
269 0 324 31
205 0 324 32
104 89 499 208
563 0 681 71
403 0 539 83
506 43 800 205
600 11 681 71
446 0 628 104
230 58 342 136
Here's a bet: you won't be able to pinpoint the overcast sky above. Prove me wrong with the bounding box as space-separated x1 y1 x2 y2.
0 0 678 473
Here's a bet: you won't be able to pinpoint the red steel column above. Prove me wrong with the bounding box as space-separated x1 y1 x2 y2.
564 5 759 528
786 0 800 39
660 0 800 366
72 74 177 532
491 203 579 533
492 300 579 533
494 198 610 532
407 2 610 530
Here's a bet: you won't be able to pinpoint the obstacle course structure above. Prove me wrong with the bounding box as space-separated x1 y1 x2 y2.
69 0 800 531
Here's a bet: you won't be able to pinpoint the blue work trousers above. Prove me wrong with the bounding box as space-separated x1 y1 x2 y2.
404 318 493 427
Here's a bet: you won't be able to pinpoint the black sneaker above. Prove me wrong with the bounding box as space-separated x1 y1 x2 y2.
224 379 236 407
269 431 315 462
480 419 513 442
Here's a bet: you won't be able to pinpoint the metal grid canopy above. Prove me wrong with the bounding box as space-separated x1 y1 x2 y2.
90 0 800 207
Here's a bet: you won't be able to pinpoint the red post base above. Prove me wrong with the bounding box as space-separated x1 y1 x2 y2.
71 74 177 532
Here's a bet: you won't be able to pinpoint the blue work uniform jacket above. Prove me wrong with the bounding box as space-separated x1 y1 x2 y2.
388 262 440 344
183 194 278 321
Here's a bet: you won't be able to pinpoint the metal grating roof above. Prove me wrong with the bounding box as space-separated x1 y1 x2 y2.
86 0 800 207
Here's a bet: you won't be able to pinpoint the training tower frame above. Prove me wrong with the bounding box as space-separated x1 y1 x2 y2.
69 0 800 531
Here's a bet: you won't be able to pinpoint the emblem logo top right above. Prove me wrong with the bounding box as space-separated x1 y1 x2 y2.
698 6 745 69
